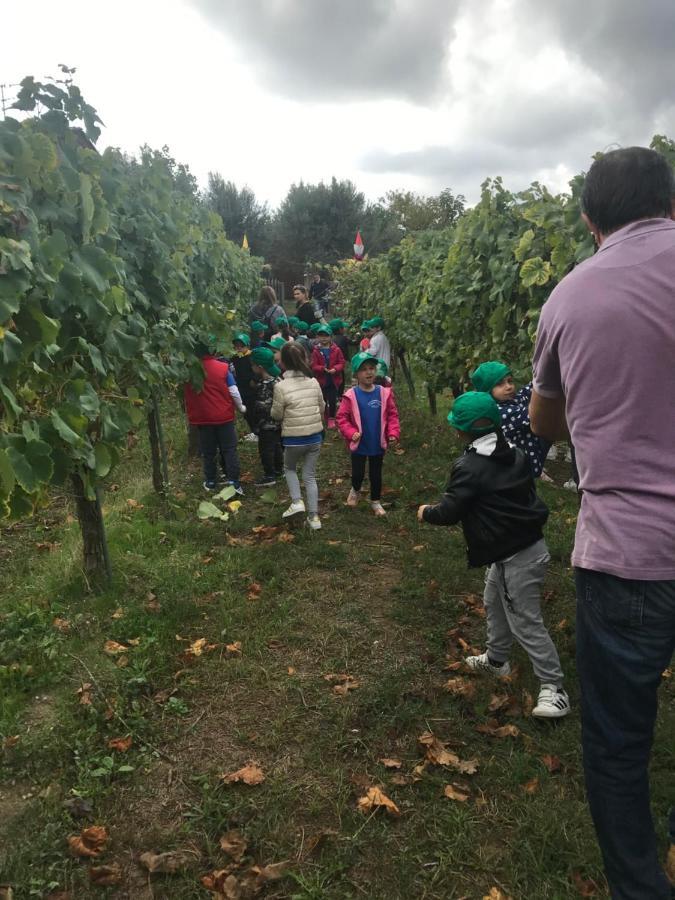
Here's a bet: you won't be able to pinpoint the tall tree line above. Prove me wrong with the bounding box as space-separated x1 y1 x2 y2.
204 174 465 287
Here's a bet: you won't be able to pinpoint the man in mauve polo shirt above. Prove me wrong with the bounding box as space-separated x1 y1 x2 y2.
530 147 675 900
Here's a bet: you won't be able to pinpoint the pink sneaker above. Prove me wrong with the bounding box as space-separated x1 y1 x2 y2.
346 488 360 507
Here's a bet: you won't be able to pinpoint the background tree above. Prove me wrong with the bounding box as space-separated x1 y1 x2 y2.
205 174 271 257
384 188 466 234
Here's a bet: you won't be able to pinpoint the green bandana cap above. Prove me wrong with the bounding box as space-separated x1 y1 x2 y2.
351 351 378 372
360 321 372 331
470 360 512 393
369 315 384 329
294 321 309 333
287 316 301 327
233 332 250 347
251 346 281 377
274 316 289 327
309 323 322 334
316 325 333 336
270 336 287 349
250 320 266 333
448 392 501 433
329 318 348 331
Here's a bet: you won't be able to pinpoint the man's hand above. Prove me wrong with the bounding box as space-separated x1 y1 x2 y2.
240 405 247 414
417 504 429 522
388 436 397 445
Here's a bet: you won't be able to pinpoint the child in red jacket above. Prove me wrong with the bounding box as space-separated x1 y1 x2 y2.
184 343 246 493
336 352 400 516
311 325 345 429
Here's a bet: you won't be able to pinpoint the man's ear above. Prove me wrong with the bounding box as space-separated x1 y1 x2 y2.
581 212 600 245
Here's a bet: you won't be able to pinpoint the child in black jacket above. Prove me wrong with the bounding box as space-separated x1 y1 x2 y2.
418 391 569 720
250 347 283 487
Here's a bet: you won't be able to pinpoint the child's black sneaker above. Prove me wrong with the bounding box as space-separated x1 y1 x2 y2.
203 480 217 492
254 475 276 487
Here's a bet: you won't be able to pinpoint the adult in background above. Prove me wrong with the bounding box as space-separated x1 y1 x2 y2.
248 285 286 341
309 272 330 317
366 316 391 368
293 284 318 327
530 146 675 900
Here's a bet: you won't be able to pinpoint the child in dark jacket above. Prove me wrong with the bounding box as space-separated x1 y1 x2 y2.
311 325 346 428
250 346 283 487
231 332 257 440
471 361 550 478
417 391 569 719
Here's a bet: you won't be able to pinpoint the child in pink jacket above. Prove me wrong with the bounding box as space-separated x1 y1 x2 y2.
336 352 401 516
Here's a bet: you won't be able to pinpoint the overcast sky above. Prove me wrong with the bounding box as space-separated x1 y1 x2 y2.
5 0 675 209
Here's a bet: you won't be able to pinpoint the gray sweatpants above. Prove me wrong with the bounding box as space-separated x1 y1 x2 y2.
284 443 321 515
484 538 564 686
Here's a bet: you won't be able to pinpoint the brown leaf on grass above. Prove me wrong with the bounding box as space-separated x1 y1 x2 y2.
188 638 208 657
67 825 108 858
287 666 296 676
444 660 463 672
483 889 512 900
89 863 122 886
107 736 132 753
522 689 534 716
115 655 129 669
522 776 540 794
251 525 279 540
2 735 19 750
246 861 290 886
357 786 400 817
333 679 360 695
225 641 243 656
202 870 240 899
127 638 141 647
145 593 161 613
139 850 196 874
475 720 520 739
111 607 124 620
418 732 478 774
37 540 60 552
247 582 262 601
379 758 402 769
393 447 405 455
125 498 143 509
327 540 342 546
555 618 568 631
412 544 425 552
664 844 675 884
221 763 265 786
301 829 338 858
76 683 93 706
103 640 128 655
488 693 512 712
541 754 563 774
390 773 411 786
443 783 470 802
277 531 295 543
323 673 353 683
455 757 479 775
202 555 214 565
52 617 71 633
219 830 247 862
571 872 603 896
444 677 476 699
662 667 672 679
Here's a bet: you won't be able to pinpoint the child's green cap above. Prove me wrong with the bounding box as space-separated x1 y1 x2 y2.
250 320 266 333
360 320 372 331
270 336 287 349
316 325 333 336
369 315 384 328
351 351 378 372
233 333 250 347
328 318 348 331
251 346 281 377
295 321 309 332
447 392 501 433
470 361 512 393
274 316 289 327
287 316 301 327
309 323 322 334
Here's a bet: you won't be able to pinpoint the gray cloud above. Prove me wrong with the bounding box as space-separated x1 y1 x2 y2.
188 0 462 102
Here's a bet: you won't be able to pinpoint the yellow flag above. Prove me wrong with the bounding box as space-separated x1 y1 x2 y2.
242 233 249 251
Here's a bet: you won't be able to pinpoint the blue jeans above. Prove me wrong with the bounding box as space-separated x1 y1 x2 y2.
575 568 675 899
198 422 240 485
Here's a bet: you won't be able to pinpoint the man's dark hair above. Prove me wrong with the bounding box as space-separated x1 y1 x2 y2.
293 284 307 297
581 147 674 235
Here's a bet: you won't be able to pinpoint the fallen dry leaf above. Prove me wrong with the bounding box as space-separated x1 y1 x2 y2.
103 640 128 656
334 679 360 695
488 693 512 713
357 786 400 817
67 825 108 858
444 660 463 672
2 735 19 750
225 641 242 656
139 849 196 874
327 540 342 546
541 754 563 774
418 732 478 775
247 582 262 601
219 830 247 862
287 666 296 675
52 617 71 633
571 872 603 896
277 531 295 543
202 870 239 899
443 783 470 802
475 721 520 739
115 655 129 669
412 544 425 552
76 683 93 706
662 668 672 679
379 758 403 769
665 843 675 884
483 889 512 900
444 677 476 699
89 863 122 886
188 638 208 657
390 773 410 786
221 763 265 786
107 736 132 753
125 498 143 509
145 593 161 613
522 776 540 794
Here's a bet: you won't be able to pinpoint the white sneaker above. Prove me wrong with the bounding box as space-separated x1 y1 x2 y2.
371 501 386 517
282 499 305 518
243 433 258 442
546 446 558 461
345 488 360 507
465 652 511 677
563 479 578 491
306 515 322 531
533 684 571 718
539 470 554 483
